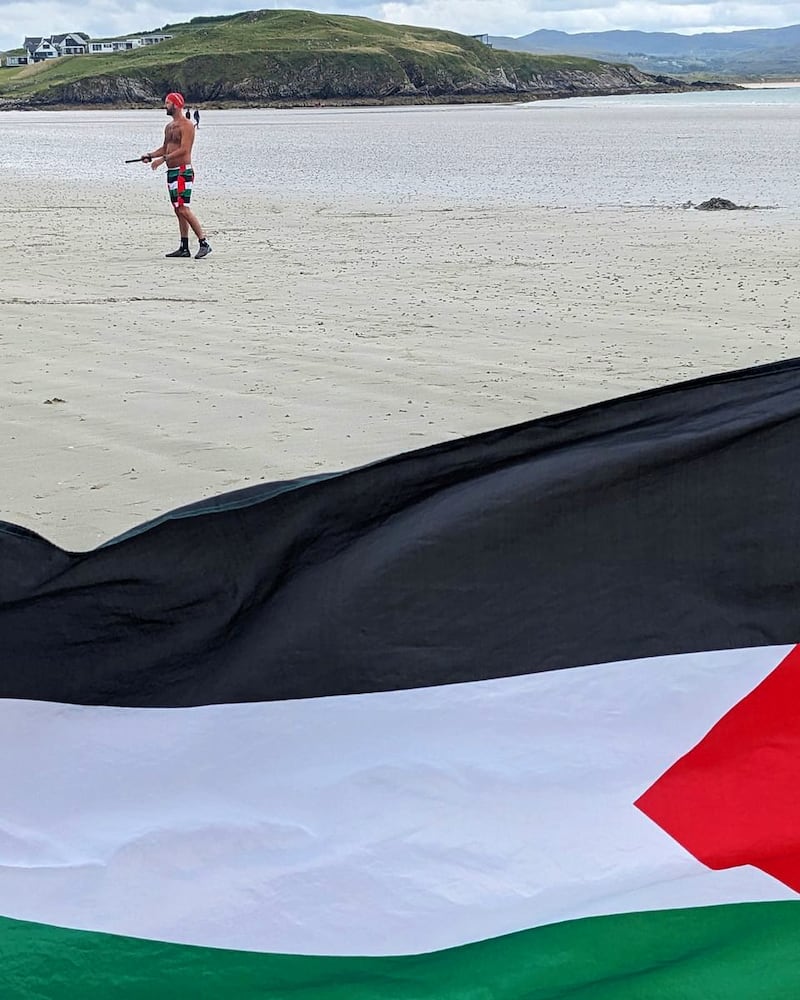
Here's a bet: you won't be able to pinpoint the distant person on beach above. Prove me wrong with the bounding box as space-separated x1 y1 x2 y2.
140 92 212 259
193 108 200 128
185 107 191 119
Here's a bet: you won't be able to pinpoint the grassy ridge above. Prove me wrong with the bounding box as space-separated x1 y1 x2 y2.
0 9 662 103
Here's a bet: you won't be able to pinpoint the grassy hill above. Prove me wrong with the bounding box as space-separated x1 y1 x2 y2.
0 9 719 107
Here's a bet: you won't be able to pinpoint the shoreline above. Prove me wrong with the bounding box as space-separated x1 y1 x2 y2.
0 81 738 112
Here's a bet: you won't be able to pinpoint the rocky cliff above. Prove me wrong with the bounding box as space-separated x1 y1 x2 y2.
2 52 724 109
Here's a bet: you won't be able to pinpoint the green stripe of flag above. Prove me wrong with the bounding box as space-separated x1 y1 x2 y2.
4 902 800 999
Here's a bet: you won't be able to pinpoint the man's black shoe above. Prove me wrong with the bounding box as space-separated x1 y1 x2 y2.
165 247 191 258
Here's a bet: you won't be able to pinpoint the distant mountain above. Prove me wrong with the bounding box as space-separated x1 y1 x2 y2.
489 23 800 78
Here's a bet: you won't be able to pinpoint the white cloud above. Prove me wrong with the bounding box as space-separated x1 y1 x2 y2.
2 1 800 53
378 2 800 36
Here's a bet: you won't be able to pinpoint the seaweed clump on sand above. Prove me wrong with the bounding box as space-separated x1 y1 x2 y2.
694 197 751 210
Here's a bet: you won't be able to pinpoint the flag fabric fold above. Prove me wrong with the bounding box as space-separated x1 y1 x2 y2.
2 358 800 996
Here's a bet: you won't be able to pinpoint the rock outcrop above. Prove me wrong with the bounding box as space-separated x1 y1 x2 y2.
695 198 748 211
10 52 720 109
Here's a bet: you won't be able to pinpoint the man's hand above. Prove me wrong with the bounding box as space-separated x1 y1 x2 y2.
150 157 166 171
141 154 153 163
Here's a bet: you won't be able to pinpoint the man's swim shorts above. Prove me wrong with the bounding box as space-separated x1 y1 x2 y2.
167 165 194 209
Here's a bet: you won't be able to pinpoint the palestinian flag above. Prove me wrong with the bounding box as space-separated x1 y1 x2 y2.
2 358 800 998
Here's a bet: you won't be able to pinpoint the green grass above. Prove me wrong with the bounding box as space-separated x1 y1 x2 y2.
0 9 648 102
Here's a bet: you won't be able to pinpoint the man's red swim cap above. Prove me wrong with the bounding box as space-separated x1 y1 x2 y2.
165 92 185 109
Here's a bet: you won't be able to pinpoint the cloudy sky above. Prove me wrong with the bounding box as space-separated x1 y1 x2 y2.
3 0 800 52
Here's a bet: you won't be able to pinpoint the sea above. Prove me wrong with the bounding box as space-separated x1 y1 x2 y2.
1 86 799 209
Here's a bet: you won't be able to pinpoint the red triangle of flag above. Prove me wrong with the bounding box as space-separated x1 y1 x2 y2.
635 644 800 893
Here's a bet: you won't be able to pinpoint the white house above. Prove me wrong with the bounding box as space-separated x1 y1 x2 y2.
11 32 89 63
88 34 173 54
23 36 60 61
52 32 91 55
5 31 172 65
139 34 173 46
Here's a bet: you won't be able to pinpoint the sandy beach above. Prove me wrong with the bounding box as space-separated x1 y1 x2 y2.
2 174 799 550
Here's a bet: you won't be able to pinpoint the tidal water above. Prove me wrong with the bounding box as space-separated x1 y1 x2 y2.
1 87 799 208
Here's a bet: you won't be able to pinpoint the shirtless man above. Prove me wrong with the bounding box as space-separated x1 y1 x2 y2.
141 92 212 259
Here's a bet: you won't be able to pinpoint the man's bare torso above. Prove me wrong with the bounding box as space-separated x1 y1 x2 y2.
164 116 196 167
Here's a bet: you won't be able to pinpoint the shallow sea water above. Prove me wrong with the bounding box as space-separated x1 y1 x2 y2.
1 87 799 208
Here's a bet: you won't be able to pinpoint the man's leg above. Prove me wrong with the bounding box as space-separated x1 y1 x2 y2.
165 210 191 257
178 207 205 240
165 171 192 257
177 206 212 259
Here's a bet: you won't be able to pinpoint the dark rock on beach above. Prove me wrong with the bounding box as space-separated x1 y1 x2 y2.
695 198 750 211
